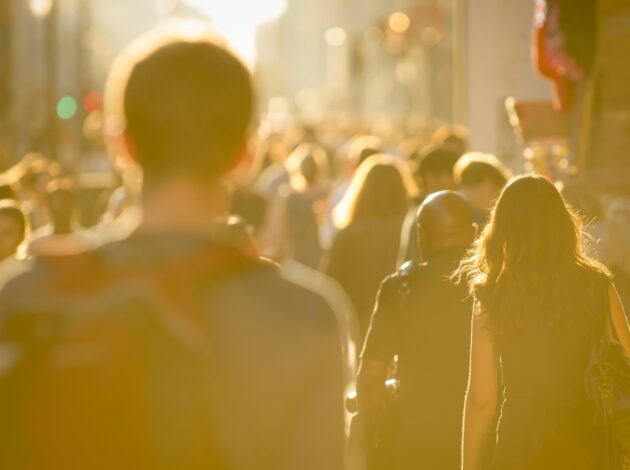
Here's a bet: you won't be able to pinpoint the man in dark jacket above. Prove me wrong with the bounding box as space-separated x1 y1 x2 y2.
0 30 349 470
357 191 476 469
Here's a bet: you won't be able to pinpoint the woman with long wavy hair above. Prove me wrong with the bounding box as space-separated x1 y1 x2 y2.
458 175 630 470
323 154 417 340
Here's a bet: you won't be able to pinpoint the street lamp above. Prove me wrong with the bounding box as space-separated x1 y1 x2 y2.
29 0 53 18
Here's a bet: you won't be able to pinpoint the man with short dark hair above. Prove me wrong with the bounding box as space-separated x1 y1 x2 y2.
0 29 349 470
26 178 100 256
357 191 476 470
0 200 26 262
414 145 461 198
454 152 511 226
0 200 31 291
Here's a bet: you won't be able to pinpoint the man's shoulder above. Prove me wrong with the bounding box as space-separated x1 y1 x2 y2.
0 243 342 335
0 261 44 303
214 259 343 329
0 248 106 303
215 257 330 300
375 260 450 309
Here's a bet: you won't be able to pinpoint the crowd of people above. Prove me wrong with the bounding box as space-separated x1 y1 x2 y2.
0 23 628 470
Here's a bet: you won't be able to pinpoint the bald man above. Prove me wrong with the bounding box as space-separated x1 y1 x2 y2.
357 191 476 470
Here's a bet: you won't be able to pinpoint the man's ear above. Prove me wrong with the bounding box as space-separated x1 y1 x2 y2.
122 130 140 166
106 128 139 175
226 142 250 171
107 128 138 169
224 142 254 186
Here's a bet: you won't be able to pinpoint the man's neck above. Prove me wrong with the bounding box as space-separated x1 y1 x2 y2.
137 177 227 236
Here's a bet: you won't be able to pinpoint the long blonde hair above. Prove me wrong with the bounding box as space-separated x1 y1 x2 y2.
333 154 417 229
455 174 610 335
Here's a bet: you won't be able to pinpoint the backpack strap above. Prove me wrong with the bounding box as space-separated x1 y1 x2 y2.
397 260 422 311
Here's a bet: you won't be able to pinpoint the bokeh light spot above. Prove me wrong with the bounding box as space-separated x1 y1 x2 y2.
28 0 53 18
325 27 347 47
57 96 78 120
83 92 103 113
389 12 411 34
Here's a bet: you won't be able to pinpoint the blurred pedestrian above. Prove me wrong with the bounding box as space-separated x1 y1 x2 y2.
432 124 469 156
0 200 27 262
454 153 511 227
25 178 100 256
263 143 329 267
255 132 290 200
324 154 416 340
321 135 383 249
0 200 31 290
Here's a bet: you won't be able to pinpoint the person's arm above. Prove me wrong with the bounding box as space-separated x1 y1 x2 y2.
462 308 499 470
609 283 630 359
356 277 400 440
356 359 389 432
321 229 347 284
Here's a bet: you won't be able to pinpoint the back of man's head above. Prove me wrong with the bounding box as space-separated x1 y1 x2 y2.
454 153 510 190
417 190 475 257
45 178 77 228
105 28 254 181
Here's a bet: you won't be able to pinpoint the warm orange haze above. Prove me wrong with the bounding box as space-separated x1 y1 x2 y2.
0 0 629 469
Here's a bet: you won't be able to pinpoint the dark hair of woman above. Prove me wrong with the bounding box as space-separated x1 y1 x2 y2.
455 174 610 335
333 154 416 229
287 143 328 190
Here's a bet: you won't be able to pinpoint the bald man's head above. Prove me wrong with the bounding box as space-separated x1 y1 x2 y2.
417 191 476 258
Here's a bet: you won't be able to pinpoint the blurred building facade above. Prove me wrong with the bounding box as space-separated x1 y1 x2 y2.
464 0 550 160
256 0 551 161
7 0 92 165
2 0 158 169
0 0 11 167
256 0 456 122
3 0 554 167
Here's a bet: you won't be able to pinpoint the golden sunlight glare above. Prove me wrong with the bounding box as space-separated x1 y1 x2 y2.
184 0 287 66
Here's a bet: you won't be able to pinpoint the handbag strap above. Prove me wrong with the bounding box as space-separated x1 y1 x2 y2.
387 260 422 388
397 260 421 337
397 261 419 310
590 276 620 470
591 276 615 346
